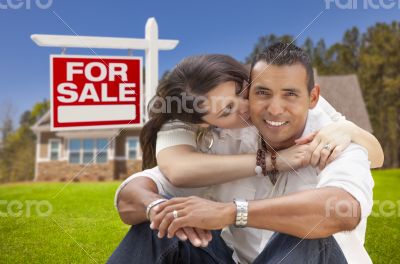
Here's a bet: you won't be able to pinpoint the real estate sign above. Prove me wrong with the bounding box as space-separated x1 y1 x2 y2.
50 55 142 130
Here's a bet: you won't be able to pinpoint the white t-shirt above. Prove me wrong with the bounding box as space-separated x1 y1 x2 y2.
115 97 373 264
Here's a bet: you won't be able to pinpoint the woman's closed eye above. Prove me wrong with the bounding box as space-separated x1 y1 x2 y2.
220 104 234 117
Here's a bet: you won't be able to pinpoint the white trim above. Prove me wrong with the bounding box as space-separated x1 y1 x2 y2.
31 34 178 50
48 138 62 161
49 54 144 131
31 111 50 132
31 125 51 132
37 158 50 163
34 132 41 181
108 138 115 160
126 136 140 160
56 129 120 139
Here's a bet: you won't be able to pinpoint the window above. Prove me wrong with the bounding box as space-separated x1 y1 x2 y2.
68 138 108 164
83 139 94 164
49 139 61 161
127 137 139 160
69 139 81 164
96 139 108 163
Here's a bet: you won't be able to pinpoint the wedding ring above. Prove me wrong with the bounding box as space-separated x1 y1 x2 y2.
173 210 179 219
323 144 332 152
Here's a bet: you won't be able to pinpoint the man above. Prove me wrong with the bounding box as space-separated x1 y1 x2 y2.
109 43 374 264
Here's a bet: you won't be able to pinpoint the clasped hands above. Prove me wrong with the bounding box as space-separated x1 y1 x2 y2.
149 196 235 248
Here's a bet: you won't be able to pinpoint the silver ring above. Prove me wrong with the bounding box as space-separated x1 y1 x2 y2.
323 144 332 152
173 210 179 219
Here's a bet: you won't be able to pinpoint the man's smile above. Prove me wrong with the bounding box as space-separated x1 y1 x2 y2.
263 119 290 128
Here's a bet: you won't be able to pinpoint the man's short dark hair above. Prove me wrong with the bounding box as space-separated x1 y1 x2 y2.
251 42 315 92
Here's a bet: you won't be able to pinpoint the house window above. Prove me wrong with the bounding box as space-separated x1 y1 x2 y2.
68 138 108 164
96 139 108 163
49 139 61 161
69 139 81 164
127 137 139 160
83 139 94 164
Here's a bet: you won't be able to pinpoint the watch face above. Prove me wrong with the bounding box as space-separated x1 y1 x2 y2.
234 199 248 227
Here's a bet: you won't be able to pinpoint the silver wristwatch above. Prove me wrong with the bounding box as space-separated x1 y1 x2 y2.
233 199 248 228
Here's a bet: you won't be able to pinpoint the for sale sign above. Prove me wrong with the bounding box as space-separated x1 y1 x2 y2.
50 55 142 130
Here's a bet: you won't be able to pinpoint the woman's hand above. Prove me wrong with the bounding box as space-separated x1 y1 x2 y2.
296 120 354 170
276 142 313 171
150 196 235 240
149 203 213 247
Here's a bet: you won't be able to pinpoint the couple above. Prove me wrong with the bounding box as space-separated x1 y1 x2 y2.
109 43 382 263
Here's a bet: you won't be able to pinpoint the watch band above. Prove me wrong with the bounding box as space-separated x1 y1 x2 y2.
146 198 167 220
233 199 248 228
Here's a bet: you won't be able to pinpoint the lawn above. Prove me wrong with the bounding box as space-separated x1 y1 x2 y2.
0 170 399 263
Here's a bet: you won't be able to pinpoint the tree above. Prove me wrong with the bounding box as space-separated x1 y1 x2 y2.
0 100 15 143
0 100 49 182
302 37 314 59
313 39 329 74
324 27 361 74
245 34 294 64
358 22 400 167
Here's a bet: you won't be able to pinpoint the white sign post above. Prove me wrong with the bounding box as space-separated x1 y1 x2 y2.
31 17 179 122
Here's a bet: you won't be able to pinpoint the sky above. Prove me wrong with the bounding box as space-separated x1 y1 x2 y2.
0 0 399 124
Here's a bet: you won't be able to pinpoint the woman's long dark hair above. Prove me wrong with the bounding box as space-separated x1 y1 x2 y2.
140 54 249 169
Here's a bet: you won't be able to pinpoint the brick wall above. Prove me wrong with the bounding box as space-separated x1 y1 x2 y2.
37 161 115 181
36 159 143 181
114 160 142 180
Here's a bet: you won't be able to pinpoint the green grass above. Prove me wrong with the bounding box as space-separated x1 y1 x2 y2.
364 169 400 263
0 182 129 263
0 170 399 263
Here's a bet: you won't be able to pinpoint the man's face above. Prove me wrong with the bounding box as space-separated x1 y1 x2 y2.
249 62 319 150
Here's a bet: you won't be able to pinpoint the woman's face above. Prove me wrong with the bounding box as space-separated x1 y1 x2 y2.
200 81 251 129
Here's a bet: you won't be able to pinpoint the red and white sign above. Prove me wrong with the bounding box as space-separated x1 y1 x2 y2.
50 55 142 130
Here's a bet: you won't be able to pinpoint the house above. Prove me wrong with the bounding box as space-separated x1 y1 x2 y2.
31 111 142 181
31 69 372 181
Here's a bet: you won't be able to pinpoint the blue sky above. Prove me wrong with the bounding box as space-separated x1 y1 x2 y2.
0 0 399 124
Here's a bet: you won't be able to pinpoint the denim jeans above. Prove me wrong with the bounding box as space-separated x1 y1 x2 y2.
107 222 347 264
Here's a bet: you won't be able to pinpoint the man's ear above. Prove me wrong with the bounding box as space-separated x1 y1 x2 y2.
309 84 320 109
241 80 250 99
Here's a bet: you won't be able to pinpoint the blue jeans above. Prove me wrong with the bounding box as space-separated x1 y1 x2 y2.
107 222 347 264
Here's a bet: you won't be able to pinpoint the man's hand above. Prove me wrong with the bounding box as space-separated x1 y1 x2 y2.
148 200 213 247
151 196 235 239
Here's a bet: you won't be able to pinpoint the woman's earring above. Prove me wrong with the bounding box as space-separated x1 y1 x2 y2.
196 126 214 152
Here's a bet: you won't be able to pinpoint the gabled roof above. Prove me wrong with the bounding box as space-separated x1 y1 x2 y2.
31 110 50 132
316 72 372 132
